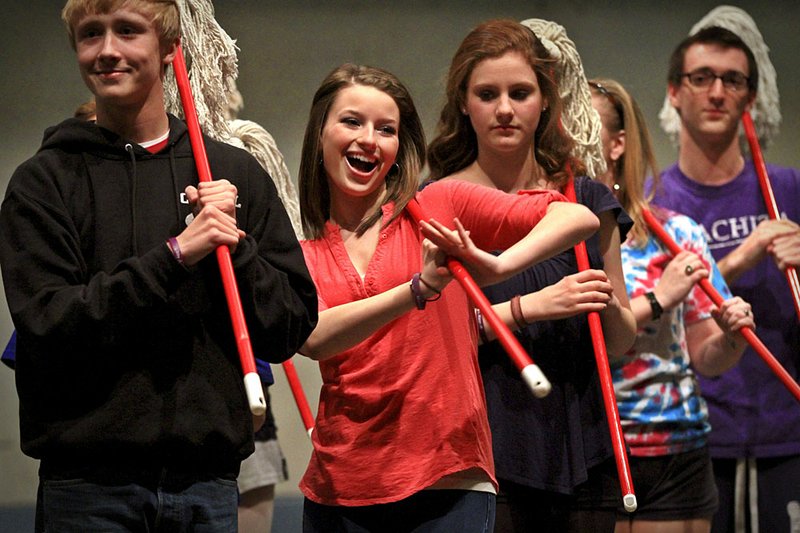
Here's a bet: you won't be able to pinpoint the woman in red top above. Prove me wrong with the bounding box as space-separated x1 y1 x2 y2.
295 63 599 532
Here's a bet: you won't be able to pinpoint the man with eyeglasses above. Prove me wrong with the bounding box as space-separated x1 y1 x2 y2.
652 24 800 533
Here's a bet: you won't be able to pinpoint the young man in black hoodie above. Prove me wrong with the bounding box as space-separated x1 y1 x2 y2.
0 1 317 530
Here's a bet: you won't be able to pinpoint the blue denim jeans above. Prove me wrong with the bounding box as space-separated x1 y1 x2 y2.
35 476 238 532
303 489 496 532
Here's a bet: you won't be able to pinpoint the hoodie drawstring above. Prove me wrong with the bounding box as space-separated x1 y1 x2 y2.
168 147 183 228
124 143 139 256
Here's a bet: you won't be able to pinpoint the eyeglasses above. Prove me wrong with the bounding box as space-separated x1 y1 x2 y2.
681 68 750 92
588 81 624 127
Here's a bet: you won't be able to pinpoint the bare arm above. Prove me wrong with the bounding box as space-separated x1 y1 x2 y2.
630 251 710 326
422 201 600 286
718 219 799 283
299 239 451 361
479 212 635 359
686 297 755 377
481 269 612 339
595 211 636 359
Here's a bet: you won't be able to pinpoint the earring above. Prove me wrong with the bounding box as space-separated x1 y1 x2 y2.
391 162 401 176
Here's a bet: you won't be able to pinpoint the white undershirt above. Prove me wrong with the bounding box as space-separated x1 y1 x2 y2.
138 129 170 149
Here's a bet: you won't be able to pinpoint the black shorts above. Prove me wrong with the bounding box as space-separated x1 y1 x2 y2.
617 446 718 521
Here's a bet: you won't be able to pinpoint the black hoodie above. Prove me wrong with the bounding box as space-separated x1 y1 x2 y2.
0 114 317 478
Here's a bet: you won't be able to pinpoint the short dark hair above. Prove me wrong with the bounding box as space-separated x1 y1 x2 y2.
667 26 758 93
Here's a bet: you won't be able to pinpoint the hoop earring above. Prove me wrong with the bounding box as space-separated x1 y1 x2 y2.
391 162 401 176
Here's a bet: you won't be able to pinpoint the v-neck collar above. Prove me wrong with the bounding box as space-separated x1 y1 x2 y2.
322 202 400 297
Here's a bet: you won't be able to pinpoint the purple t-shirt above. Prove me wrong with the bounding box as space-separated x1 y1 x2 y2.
651 161 800 458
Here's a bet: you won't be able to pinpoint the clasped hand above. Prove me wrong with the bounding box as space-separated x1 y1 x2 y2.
654 251 709 310
741 219 800 272
176 180 245 266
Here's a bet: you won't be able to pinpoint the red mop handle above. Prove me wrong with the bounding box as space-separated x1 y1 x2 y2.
741 111 800 321
643 208 800 403
172 45 265 415
282 358 315 437
563 178 636 512
405 199 551 398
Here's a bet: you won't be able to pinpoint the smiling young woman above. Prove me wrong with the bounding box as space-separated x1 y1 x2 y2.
294 62 600 532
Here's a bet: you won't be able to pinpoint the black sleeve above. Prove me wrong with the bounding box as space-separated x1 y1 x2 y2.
577 175 633 242
0 160 190 356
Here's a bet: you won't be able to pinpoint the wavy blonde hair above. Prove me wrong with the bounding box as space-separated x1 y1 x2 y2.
589 78 658 246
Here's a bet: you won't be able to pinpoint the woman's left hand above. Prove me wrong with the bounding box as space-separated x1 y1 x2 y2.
419 238 453 296
712 296 756 335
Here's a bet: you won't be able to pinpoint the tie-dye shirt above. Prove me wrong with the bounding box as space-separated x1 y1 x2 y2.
612 207 732 456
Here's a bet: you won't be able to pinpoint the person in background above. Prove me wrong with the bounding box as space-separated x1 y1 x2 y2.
654 16 800 532
426 18 636 533
590 76 754 533
295 62 600 532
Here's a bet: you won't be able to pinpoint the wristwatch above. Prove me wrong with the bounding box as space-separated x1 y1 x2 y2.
644 291 663 320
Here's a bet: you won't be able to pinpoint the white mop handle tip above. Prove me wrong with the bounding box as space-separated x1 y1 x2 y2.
243 372 266 416
623 494 637 513
521 364 551 398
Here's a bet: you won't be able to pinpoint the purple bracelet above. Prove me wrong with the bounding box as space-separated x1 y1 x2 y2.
410 272 442 310
410 272 427 310
166 237 184 266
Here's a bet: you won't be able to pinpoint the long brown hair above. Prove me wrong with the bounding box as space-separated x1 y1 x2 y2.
298 64 426 240
589 78 658 246
427 19 584 184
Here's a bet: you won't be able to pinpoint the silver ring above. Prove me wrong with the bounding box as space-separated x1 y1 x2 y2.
685 264 694 275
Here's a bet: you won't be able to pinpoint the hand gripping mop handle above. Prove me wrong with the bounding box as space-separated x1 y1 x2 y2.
405 199 551 398
563 178 636 512
643 208 800 404
173 45 265 415
741 111 800 321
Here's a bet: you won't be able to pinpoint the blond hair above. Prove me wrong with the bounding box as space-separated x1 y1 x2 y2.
62 0 180 50
589 78 658 246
